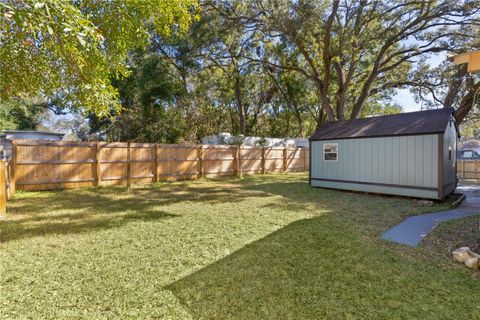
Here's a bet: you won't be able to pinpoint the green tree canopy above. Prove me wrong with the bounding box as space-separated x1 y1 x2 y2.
246 0 480 124
0 0 198 116
0 98 46 130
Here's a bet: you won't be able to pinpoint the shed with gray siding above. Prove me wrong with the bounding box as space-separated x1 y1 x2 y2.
0 130 65 160
309 108 458 200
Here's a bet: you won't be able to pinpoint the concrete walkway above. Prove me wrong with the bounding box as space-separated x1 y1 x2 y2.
381 184 480 247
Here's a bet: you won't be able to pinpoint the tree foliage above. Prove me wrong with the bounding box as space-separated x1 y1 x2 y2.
409 24 480 138
1 0 479 142
0 97 51 130
246 0 480 124
0 0 198 116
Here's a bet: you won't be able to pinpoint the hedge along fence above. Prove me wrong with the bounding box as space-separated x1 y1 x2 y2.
9 140 309 192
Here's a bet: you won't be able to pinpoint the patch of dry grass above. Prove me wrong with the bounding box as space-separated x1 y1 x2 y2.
422 215 480 259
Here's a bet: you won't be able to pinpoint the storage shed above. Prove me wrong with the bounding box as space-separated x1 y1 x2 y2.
309 108 458 200
0 130 65 160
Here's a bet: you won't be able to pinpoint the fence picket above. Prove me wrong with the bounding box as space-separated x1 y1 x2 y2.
10 140 309 191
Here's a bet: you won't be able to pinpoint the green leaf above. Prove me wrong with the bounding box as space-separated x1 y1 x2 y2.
0 0 198 117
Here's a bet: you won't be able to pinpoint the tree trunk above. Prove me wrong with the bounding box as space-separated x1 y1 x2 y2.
454 81 480 124
234 73 246 135
292 102 304 137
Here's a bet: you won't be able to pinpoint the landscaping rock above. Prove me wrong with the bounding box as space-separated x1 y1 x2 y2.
464 257 479 270
452 247 475 263
452 247 480 270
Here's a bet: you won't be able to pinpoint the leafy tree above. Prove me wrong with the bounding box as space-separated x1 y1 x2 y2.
409 25 480 130
84 51 187 142
0 98 47 130
20 0 479 143
247 0 480 125
189 1 278 135
0 0 198 116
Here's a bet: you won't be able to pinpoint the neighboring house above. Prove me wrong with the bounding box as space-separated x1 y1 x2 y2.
0 130 64 160
309 108 458 200
458 148 480 160
202 132 309 148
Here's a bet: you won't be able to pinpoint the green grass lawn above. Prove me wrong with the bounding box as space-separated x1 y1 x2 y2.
1 173 479 319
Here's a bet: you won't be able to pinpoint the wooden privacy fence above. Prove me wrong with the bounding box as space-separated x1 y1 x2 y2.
458 160 480 180
9 140 309 192
0 160 6 214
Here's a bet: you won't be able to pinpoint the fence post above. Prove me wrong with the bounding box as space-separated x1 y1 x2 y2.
262 147 266 174
153 144 158 183
126 142 131 188
10 141 17 198
5 161 11 200
0 160 6 215
197 145 203 178
232 146 237 177
237 145 242 178
92 142 99 187
96 142 102 186
233 145 242 178
458 160 461 179
283 147 288 172
55 142 61 189
304 148 308 171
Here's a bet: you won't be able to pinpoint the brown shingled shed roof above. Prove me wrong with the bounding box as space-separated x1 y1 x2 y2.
309 108 455 141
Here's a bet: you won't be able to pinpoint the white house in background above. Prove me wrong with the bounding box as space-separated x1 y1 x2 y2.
202 132 309 148
0 130 65 160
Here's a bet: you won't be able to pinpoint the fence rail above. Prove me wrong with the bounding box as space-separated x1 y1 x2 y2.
458 160 480 180
9 140 309 192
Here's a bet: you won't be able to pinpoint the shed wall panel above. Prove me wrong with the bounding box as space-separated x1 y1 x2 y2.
414 136 423 186
310 134 439 197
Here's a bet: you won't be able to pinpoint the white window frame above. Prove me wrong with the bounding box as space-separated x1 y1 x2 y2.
323 143 338 162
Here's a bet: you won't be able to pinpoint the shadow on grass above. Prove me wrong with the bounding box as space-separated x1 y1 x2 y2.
3 174 474 318
2 174 449 243
166 210 479 319
156 178 470 319
1 208 178 243
1 178 284 242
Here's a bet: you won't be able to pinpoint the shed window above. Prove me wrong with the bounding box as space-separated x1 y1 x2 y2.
323 143 338 161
